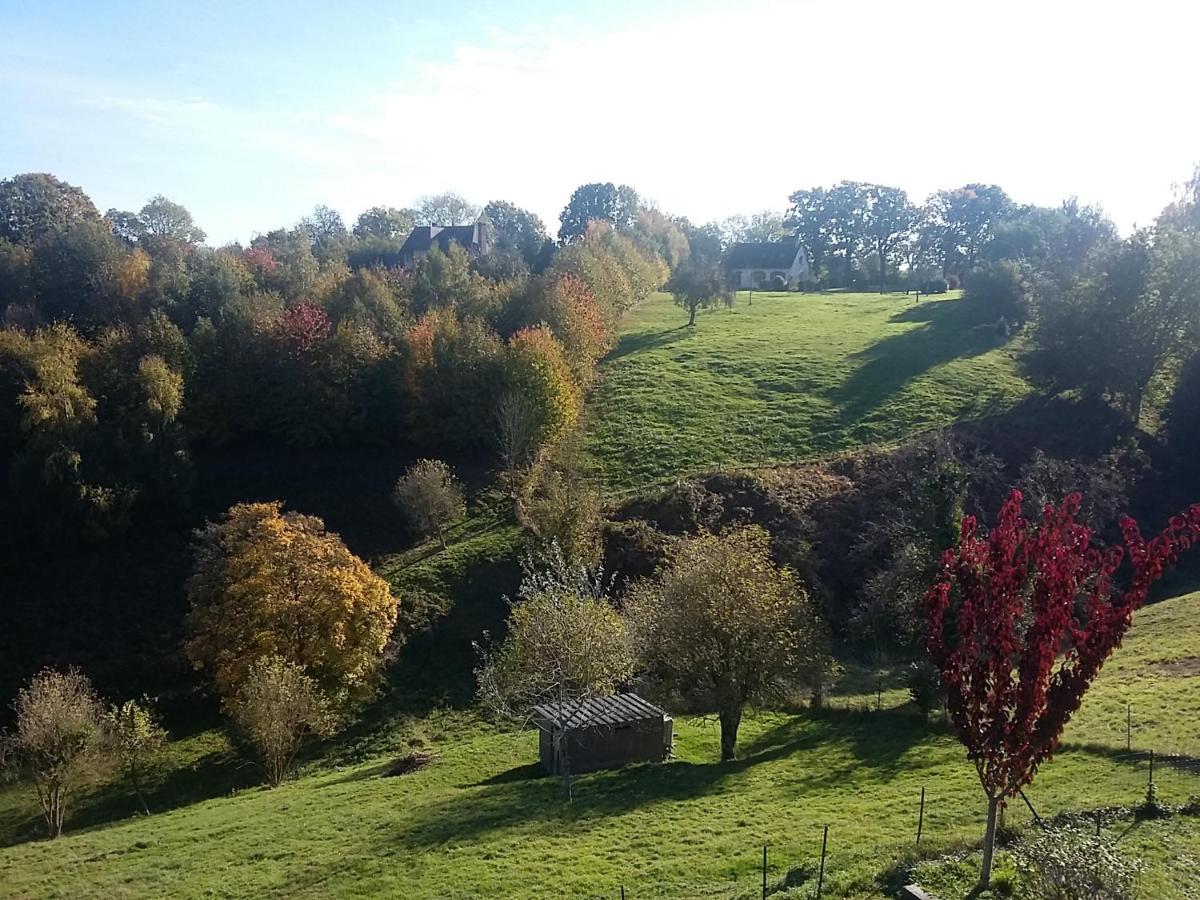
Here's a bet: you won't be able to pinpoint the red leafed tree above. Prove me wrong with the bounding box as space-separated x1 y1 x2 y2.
924 488 1200 889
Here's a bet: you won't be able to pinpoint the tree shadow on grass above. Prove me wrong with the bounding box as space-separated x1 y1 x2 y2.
604 325 692 362
386 710 939 850
829 297 1004 422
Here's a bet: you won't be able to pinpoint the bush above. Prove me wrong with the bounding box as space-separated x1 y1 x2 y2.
965 260 1030 324
906 659 943 716
3 669 110 837
105 699 167 815
1013 824 1141 900
946 274 960 290
393 458 467 548
231 656 338 787
1164 350 1200 460
922 277 948 294
769 273 787 291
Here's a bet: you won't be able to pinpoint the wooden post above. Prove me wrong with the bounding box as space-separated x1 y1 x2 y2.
916 786 925 846
876 677 882 712
1149 749 1155 787
816 824 829 899
762 844 767 899
620 886 626 900
1127 702 1132 751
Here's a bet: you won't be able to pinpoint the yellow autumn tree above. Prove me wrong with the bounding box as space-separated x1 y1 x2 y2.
503 326 581 452
185 502 399 705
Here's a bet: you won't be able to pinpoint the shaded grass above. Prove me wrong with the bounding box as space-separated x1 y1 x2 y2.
1 593 1197 898
585 290 1029 491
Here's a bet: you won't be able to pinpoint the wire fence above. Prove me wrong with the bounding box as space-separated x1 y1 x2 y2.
598 711 1200 899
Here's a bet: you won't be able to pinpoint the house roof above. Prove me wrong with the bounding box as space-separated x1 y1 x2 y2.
532 693 667 730
399 224 483 257
726 241 801 270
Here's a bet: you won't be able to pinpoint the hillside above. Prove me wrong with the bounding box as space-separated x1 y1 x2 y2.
2 592 1197 899
584 290 1030 491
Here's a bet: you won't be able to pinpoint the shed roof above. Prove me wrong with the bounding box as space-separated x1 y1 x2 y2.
532 693 667 730
726 241 801 270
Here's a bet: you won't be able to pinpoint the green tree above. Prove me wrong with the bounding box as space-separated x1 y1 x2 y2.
392 458 467 547
0 173 99 245
31 219 124 327
558 182 640 242
665 255 731 326
416 192 480 226
353 205 417 241
105 699 167 815
137 195 206 243
483 200 550 267
861 184 918 291
230 656 338 787
626 527 830 761
925 183 1014 274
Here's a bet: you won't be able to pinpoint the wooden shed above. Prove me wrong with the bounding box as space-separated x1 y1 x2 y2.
532 693 673 775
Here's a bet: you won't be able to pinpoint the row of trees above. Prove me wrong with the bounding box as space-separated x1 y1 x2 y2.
783 180 1116 292
0 173 675 549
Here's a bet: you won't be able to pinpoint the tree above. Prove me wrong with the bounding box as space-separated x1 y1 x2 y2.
558 182 639 242
137 195 206 244
415 192 480 226
392 458 466 547
923 489 1200 890
353 205 417 241
860 185 918 292
476 544 634 798
665 255 731 326
186 501 399 703
0 173 99 246
105 699 167 815
786 187 835 281
300 205 349 267
2 669 109 838
1024 231 1200 422
483 200 549 267
964 258 1031 325
30 219 124 327
925 184 1014 275
626 527 829 761
502 326 581 449
231 656 337 787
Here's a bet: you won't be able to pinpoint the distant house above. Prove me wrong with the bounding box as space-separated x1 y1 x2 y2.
397 222 491 269
726 236 810 290
532 693 673 775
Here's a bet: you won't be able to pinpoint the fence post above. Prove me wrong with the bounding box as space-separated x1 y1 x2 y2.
762 844 767 900
916 786 926 846
1149 750 1155 789
620 887 625 900
1126 702 1132 751
816 824 829 899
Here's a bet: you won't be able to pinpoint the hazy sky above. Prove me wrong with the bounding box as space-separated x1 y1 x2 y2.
3 0 1197 244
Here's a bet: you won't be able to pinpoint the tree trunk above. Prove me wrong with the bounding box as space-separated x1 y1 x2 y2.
718 705 742 761
879 246 886 294
554 730 573 801
688 303 697 327
978 794 1000 890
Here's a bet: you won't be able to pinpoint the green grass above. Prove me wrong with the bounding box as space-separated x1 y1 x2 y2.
585 290 1030 491
2 591 1198 899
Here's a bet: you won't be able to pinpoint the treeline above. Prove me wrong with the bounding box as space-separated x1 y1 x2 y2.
0 175 679 548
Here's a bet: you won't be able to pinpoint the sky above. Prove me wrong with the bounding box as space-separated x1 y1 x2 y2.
2 0 1198 245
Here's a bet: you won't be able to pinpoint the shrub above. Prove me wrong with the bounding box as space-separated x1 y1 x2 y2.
922 277 948 294
105 699 167 815
231 656 338 787
906 659 943 717
1164 350 1200 460
3 669 109 837
769 273 787 291
946 273 960 289
393 458 467 548
1013 824 1141 900
965 259 1030 324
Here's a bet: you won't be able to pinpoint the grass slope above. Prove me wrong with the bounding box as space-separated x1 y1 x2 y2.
585 290 1029 491
2 593 1198 899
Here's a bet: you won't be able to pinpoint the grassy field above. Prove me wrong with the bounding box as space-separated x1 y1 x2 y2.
584 290 1030 491
2 591 1197 899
